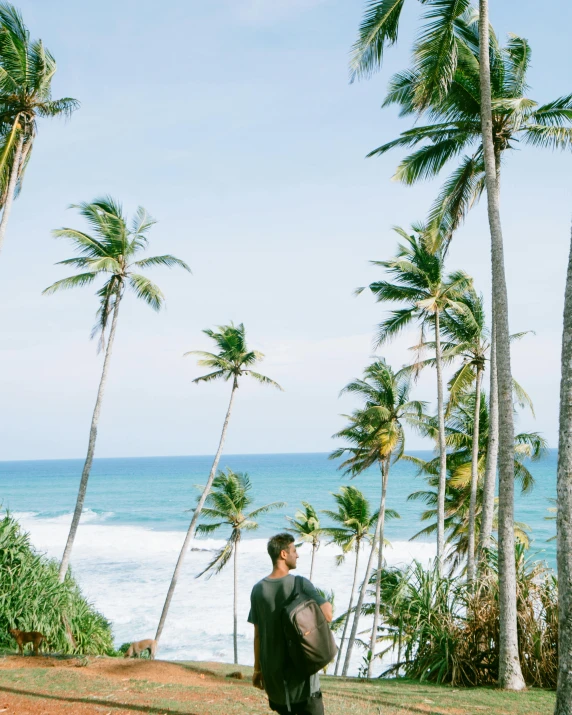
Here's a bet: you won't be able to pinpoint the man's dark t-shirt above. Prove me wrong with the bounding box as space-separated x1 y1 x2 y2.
248 574 327 706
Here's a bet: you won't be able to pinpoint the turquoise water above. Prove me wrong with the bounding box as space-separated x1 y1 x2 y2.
0 450 557 667
0 449 557 566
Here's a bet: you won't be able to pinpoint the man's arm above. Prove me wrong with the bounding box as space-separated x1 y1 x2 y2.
320 601 333 623
253 625 264 689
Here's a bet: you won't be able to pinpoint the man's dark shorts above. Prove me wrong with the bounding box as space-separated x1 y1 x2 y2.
268 691 324 715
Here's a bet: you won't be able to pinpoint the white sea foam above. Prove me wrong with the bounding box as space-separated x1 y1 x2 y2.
16 512 435 676
13 509 115 525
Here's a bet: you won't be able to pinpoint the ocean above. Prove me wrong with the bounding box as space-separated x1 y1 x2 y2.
0 450 557 676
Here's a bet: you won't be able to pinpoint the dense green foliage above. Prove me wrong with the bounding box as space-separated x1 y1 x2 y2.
408 391 546 569
0 513 114 655
0 3 78 226
367 547 557 687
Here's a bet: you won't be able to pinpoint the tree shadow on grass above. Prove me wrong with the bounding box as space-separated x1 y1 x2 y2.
0 684 199 714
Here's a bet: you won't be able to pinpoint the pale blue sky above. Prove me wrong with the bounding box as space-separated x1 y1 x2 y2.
0 0 570 459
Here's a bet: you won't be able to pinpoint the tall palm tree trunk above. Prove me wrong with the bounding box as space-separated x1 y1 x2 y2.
367 458 390 678
435 310 447 572
555 223 572 715
0 132 24 255
342 510 383 676
478 0 525 690
334 544 361 676
310 541 316 582
58 297 122 582
479 321 498 555
233 537 239 665
155 378 239 646
467 367 483 582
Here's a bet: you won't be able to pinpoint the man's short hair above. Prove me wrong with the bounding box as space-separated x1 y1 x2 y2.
267 533 294 564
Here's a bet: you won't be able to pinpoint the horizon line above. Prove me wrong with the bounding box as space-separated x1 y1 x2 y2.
0 447 557 465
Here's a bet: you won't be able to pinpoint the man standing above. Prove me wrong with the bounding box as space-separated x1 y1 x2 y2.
248 532 333 715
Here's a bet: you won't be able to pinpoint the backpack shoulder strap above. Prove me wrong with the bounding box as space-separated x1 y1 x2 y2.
294 575 304 596
284 575 303 608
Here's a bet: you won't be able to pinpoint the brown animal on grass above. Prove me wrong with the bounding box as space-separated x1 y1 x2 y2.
9 629 45 656
124 639 156 659
226 671 244 680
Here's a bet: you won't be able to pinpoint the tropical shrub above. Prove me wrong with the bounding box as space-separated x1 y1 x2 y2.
368 546 557 687
0 513 114 654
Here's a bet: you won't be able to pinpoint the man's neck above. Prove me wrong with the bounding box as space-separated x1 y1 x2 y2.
268 563 291 579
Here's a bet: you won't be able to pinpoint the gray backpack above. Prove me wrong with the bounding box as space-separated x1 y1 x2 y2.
281 576 338 677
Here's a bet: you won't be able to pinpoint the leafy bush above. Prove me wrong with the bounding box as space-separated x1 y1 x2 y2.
0 512 114 655
368 545 557 687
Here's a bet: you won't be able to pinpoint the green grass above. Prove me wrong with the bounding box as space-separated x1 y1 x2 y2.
0 658 557 715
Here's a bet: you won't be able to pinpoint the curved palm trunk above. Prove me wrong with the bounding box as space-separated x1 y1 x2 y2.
478 0 525 690
0 132 24 255
155 378 238 646
233 538 239 665
554 223 572 715
467 367 483 582
310 540 317 582
435 310 447 572
342 508 383 676
479 321 498 555
58 297 122 582
334 543 361 676
367 458 390 678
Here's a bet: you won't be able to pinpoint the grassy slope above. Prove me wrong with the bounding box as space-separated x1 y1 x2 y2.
0 657 556 715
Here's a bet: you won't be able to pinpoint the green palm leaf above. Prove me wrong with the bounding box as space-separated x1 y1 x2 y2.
133 255 191 272
46 198 190 345
128 274 164 311
349 0 406 81
42 273 98 295
196 469 283 579
185 323 282 391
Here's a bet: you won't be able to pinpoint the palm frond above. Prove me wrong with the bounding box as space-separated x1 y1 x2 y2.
191 370 227 384
133 255 191 272
522 125 572 151
245 371 284 390
42 272 97 295
128 274 164 311
375 308 416 346
196 539 235 579
412 0 472 111
393 138 469 184
349 0 405 81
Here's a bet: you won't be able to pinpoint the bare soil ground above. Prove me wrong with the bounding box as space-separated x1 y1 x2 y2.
0 655 556 715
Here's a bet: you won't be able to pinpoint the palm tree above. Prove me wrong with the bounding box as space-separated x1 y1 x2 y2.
439 294 531 579
286 502 323 581
196 468 284 665
0 3 79 254
361 226 471 572
331 358 423 676
403 289 532 576
438 290 487 581
44 197 190 582
478 10 525 690
368 31 572 241
555 224 572 714
321 486 379 676
351 11 571 684
155 323 283 646
409 390 546 571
